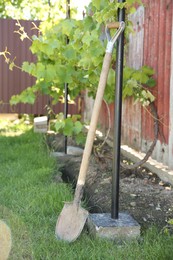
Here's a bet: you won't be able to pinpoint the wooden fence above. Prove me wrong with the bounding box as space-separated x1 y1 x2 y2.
0 19 80 115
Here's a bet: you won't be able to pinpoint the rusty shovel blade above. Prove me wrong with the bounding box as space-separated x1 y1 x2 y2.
55 202 88 242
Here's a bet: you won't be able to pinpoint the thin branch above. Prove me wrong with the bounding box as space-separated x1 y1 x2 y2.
97 99 111 149
14 20 32 42
121 102 159 170
143 105 168 129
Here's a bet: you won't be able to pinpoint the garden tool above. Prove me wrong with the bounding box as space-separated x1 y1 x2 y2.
55 21 125 242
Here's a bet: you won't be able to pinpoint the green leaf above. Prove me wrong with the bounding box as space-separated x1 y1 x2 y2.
10 88 36 105
23 92 36 104
22 62 36 76
83 16 95 31
36 62 46 79
107 68 115 87
45 64 57 81
92 0 107 10
55 121 65 132
123 79 137 99
123 67 134 81
71 114 81 122
82 31 92 46
30 38 41 54
117 2 126 9
75 132 86 145
133 71 149 84
142 66 155 76
146 78 156 87
37 80 51 94
126 0 138 4
73 121 83 135
56 112 64 121
55 64 73 84
92 0 101 10
129 6 136 14
63 46 76 60
63 118 73 136
61 19 75 37
10 95 20 105
90 43 104 57
168 219 173 225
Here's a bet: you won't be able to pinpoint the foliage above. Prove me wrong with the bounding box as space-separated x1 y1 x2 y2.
53 113 86 144
3 0 155 107
123 65 155 106
162 219 173 235
0 0 69 20
0 0 156 138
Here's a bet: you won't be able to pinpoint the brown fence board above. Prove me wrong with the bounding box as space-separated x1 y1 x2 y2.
0 19 79 115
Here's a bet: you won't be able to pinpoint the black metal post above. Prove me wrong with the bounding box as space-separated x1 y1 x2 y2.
111 0 125 219
64 0 70 154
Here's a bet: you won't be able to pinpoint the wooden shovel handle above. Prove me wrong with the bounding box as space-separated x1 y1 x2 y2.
106 22 120 29
74 52 112 204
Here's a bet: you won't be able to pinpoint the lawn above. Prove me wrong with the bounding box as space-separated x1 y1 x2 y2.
0 119 173 260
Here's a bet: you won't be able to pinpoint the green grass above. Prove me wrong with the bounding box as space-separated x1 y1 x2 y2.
0 119 173 259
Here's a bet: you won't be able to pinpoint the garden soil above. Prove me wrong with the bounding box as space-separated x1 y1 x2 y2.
48 134 173 231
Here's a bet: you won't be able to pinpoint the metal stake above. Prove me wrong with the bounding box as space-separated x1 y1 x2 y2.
111 0 126 219
64 0 70 154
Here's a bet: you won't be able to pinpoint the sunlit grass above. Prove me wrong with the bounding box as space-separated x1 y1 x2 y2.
0 118 32 136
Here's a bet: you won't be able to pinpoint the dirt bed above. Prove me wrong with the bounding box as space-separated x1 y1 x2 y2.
48 134 173 231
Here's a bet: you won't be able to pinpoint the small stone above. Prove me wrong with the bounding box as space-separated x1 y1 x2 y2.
130 202 136 207
143 178 149 185
100 177 111 184
151 178 156 183
156 207 161 211
130 194 137 198
67 146 84 156
165 186 171 191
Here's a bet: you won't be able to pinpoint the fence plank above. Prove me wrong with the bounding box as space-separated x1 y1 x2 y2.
0 19 79 115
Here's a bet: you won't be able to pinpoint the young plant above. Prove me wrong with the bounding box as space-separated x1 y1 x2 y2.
54 113 86 145
0 0 156 141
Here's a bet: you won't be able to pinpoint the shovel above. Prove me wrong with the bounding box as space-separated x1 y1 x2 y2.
55 21 125 242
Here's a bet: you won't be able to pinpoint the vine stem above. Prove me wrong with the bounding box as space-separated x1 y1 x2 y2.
96 99 111 150
121 102 159 170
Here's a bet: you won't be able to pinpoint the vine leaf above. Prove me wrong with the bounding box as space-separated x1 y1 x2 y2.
63 47 76 60
63 118 73 136
73 121 83 135
146 78 156 87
